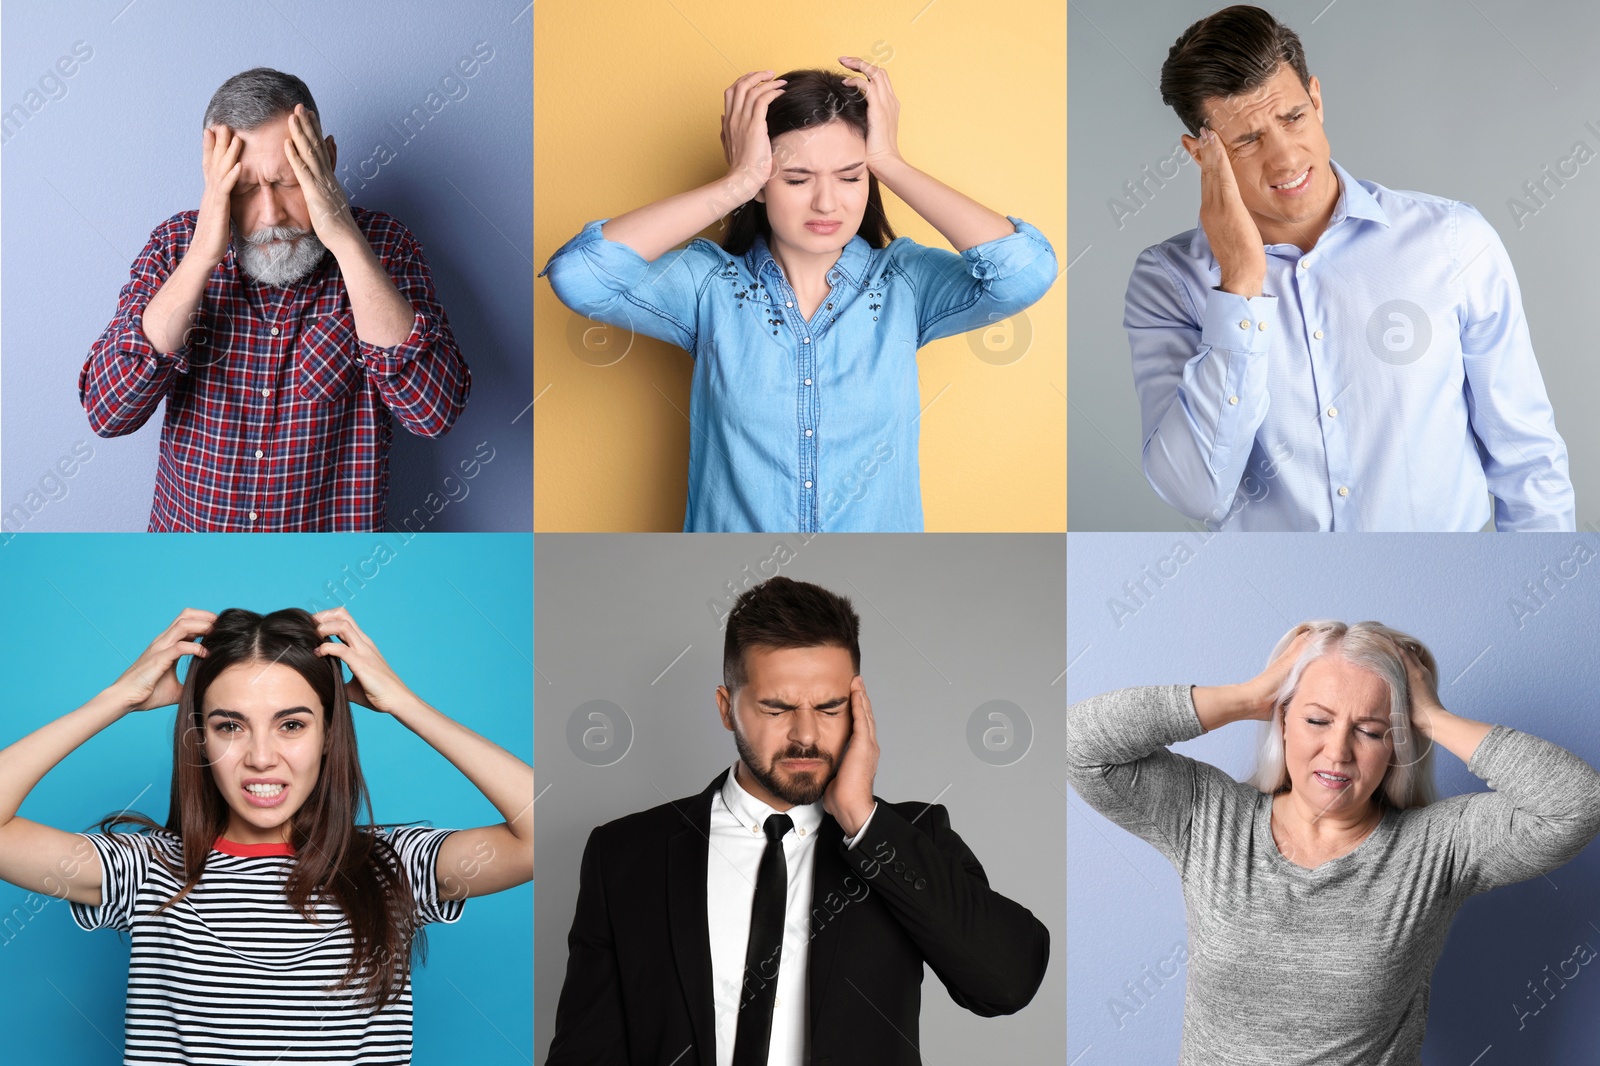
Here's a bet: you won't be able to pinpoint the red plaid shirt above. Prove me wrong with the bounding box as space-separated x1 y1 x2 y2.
80 207 470 531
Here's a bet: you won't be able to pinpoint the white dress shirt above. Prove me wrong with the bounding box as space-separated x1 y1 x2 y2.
706 764 876 1066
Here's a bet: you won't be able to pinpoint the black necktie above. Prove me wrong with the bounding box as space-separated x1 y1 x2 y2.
732 812 794 1066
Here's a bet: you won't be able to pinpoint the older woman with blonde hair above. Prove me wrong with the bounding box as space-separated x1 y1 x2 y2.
1066 619 1600 1066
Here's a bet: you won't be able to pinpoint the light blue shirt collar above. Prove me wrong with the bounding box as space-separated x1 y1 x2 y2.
1186 159 1390 261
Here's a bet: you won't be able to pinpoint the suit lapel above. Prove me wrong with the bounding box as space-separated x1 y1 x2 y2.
666 771 726 1062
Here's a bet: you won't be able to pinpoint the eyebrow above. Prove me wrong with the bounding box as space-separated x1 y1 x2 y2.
756 695 850 711
1227 105 1307 144
207 707 315 721
780 162 866 175
1302 702 1389 725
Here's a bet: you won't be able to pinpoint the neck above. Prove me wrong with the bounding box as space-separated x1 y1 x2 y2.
767 236 844 296
223 815 294 846
1257 172 1341 253
1277 788 1382 844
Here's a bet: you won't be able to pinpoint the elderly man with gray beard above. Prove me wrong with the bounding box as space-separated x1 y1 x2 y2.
79 68 470 532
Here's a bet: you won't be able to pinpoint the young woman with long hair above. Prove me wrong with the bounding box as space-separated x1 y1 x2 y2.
540 57 1058 533
0 606 533 1065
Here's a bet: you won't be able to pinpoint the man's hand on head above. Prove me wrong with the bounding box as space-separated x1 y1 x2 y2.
1184 124 1267 299
283 103 359 253
823 675 879 837
191 124 243 271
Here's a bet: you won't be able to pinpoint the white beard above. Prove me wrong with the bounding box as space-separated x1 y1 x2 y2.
235 225 327 287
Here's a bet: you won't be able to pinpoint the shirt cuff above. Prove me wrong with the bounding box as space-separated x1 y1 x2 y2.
1199 288 1278 353
122 309 195 372
537 218 653 293
960 216 1056 282
841 802 880 850
357 309 432 375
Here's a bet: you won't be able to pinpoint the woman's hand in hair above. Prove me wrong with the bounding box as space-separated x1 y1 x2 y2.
108 609 215 712
1194 626 1312 731
839 56 902 170
721 70 786 203
1400 644 1445 739
312 608 415 716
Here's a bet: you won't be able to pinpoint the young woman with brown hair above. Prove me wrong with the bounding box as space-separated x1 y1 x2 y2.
0 606 533 1064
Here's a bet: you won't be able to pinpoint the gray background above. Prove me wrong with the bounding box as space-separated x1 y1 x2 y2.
533 533 1065 1062
1068 0 1600 531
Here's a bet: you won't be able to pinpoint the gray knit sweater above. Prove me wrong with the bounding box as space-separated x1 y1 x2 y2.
1065 684 1600 1066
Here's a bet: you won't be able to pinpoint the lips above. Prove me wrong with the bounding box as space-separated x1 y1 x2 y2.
1270 167 1312 194
242 781 290 808
805 220 842 233
1313 770 1351 789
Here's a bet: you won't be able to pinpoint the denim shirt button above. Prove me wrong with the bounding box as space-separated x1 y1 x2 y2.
804 429 813 437
804 480 813 489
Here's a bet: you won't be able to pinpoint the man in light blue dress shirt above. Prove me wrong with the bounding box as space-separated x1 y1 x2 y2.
1125 5 1573 531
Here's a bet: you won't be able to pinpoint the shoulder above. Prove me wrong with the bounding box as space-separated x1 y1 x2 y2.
1359 176 1500 238
682 237 746 278
589 792 708 845
1129 229 1208 294
83 826 181 865
136 212 198 258
351 206 421 250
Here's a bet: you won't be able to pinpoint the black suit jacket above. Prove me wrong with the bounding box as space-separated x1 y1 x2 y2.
547 769 1050 1065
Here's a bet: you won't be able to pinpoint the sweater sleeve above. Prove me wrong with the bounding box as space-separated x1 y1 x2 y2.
1064 683 1248 870
1450 726 1600 893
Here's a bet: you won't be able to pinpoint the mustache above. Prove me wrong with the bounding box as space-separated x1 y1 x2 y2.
242 225 312 245
773 744 831 765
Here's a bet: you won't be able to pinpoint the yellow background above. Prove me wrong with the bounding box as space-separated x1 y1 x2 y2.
534 0 1065 531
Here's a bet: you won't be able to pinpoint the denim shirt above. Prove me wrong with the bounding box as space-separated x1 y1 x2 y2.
539 216 1056 531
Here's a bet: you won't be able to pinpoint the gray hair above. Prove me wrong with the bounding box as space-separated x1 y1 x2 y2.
202 68 318 130
1244 620 1439 809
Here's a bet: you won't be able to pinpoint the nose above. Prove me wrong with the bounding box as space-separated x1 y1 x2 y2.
243 729 278 770
812 179 838 213
1327 726 1355 764
252 184 286 230
789 708 819 748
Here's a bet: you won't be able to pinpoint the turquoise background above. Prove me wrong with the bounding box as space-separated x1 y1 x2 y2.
0 533 532 1064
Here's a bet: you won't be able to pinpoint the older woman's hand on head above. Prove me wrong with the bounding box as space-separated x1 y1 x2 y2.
1193 624 1313 731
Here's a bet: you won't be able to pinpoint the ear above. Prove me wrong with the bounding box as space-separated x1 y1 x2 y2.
1181 131 1202 165
715 685 736 732
753 187 766 204
1308 74 1324 122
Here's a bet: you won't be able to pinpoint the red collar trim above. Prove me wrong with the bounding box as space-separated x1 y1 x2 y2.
213 837 296 857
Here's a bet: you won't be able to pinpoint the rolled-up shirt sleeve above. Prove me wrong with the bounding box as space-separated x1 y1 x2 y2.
889 216 1057 347
1127 247 1278 523
79 214 203 438
340 225 470 439
538 218 727 352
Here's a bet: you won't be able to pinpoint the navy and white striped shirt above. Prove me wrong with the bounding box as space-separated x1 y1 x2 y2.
71 825 462 1065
